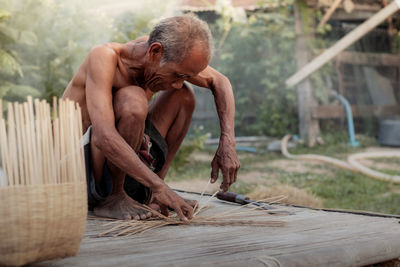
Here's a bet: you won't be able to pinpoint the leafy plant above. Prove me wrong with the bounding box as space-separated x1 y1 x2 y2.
0 0 113 103
210 1 298 137
170 126 209 173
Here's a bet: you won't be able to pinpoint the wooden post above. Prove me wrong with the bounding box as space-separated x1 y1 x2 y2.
294 2 320 147
287 0 400 87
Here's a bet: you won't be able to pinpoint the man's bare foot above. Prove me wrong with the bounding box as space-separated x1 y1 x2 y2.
94 192 153 220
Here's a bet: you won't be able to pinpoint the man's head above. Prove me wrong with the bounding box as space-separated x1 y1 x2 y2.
143 14 213 91
148 14 213 64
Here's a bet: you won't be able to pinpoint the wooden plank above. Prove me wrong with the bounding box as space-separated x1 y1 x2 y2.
294 1 320 147
336 51 400 66
286 1 400 87
331 10 378 20
312 104 400 119
33 191 400 267
318 0 343 28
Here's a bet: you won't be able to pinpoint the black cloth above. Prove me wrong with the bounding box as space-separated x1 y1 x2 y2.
84 118 168 209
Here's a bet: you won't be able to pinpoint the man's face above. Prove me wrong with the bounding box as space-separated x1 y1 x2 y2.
145 44 209 92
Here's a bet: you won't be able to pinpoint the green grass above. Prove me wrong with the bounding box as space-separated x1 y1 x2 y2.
167 132 400 215
310 170 400 214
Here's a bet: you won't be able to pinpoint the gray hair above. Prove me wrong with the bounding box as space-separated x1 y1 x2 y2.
148 14 213 63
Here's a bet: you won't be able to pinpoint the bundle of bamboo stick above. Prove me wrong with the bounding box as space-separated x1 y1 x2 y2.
0 97 87 267
0 96 85 186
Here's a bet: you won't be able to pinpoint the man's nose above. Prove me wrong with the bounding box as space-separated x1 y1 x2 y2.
171 79 184 89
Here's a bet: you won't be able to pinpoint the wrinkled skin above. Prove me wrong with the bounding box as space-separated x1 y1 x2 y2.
63 36 240 221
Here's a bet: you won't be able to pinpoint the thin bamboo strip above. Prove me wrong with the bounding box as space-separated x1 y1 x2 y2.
53 118 60 184
192 179 210 212
210 196 289 219
40 101 48 184
193 190 218 217
23 103 34 184
0 118 9 186
19 104 30 185
65 100 72 183
76 103 85 183
7 103 17 185
46 102 56 183
68 100 77 183
52 96 58 119
27 97 39 184
58 99 66 183
14 103 25 185
34 99 44 184
41 101 51 184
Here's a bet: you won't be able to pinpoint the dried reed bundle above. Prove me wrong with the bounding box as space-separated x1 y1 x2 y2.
93 190 287 237
0 97 87 267
0 97 85 186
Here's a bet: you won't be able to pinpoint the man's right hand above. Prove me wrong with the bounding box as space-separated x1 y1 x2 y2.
152 184 193 221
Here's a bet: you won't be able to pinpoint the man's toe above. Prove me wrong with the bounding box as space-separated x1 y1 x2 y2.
122 213 132 220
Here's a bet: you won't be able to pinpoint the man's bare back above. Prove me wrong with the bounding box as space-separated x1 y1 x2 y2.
63 38 149 132
63 15 240 221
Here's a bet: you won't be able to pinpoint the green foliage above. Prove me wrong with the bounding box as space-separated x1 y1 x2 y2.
312 171 400 214
0 0 113 102
170 127 209 173
110 0 180 42
212 4 298 137
208 0 337 137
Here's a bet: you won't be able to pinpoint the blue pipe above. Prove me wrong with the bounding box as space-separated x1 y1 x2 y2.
235 146 258 153
335 94 360 147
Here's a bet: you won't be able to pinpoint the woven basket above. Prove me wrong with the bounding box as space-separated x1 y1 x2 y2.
0 182 87 266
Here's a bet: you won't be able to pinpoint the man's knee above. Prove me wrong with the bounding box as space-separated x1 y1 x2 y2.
114 86 148 124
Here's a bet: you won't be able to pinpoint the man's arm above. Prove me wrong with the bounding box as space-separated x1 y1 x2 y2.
85 45 193 220
188 66 240 192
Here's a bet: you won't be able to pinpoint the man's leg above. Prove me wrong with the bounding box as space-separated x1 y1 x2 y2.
91 86 153 220
148 83 195 180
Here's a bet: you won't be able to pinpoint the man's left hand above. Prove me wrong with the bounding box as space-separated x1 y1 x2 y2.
210 136 240 192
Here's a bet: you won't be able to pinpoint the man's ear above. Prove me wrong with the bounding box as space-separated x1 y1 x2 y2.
148 42 163 63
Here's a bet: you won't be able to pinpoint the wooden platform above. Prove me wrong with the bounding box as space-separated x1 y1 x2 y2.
35 191 400 267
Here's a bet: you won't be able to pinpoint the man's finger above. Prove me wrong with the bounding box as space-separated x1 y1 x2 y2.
174 206 189 222
161 205 169 217
233 167 238 183
183 203 193 220
222 167 230 186
220 181 229 192
229 168 235 186
210 162 219 183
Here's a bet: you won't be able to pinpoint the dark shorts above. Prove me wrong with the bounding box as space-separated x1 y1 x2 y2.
83 118 168 209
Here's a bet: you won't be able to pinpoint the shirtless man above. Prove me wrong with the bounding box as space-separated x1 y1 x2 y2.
63 15 240 221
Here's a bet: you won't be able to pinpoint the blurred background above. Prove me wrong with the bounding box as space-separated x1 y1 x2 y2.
1 0 399 213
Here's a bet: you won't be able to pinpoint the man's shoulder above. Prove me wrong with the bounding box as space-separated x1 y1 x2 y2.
89 43 121 58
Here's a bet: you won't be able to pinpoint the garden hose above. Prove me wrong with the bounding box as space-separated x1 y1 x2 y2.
281 135 400 183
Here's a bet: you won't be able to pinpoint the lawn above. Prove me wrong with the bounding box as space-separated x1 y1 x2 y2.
166 133 400 215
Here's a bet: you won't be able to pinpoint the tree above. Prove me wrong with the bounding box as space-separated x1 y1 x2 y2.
0 0 113 103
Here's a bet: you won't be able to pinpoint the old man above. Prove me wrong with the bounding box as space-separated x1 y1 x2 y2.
63 14 240 221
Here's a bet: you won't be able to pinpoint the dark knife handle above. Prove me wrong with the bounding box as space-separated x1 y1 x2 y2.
217 191 249 205
216 191 238 203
